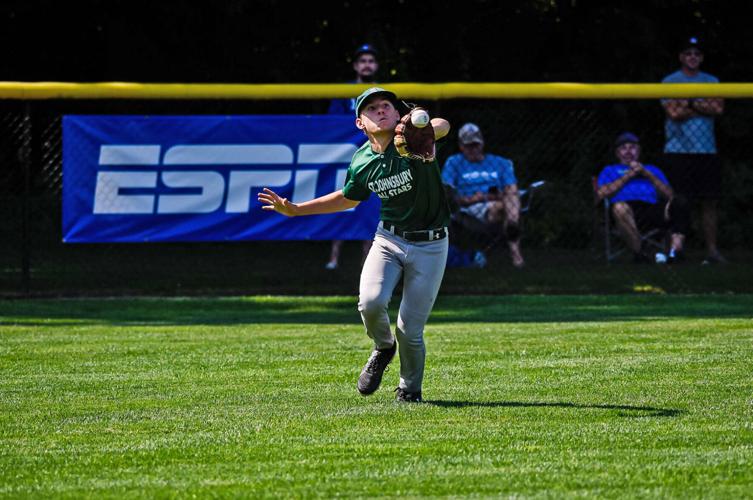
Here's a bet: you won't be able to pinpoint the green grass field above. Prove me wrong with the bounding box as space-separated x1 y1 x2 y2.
2 295 752 498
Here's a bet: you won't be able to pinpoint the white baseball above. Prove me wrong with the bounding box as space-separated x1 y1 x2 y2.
411 110 430 128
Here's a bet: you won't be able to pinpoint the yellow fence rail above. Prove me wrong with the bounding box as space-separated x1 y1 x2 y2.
2 81 753 100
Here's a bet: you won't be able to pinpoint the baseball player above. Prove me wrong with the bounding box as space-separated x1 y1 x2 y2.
258 87 452 403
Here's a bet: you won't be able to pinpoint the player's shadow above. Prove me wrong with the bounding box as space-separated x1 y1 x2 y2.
426 400 682 417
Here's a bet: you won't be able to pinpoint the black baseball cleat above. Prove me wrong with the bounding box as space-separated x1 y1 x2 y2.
395 387 423 403
357 341 396 395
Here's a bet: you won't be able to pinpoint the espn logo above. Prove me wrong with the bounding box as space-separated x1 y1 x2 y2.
94 144 357 214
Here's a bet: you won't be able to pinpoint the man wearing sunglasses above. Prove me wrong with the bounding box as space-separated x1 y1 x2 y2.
661 36 726 265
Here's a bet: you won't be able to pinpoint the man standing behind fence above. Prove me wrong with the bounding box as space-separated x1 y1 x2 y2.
325 44 380 270
661 36 725 265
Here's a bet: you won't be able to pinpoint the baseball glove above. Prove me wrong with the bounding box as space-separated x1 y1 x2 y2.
394 107 435 162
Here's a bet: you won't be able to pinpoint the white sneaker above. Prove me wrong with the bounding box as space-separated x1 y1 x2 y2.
325 261 338 270
472 251 487 268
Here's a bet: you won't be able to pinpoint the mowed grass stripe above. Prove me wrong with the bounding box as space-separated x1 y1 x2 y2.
1 295 752 497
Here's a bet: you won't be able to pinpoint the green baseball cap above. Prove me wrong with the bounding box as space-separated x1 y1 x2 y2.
354 87 397 118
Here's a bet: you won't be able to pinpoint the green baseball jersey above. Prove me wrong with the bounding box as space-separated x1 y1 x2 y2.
342 138 450 231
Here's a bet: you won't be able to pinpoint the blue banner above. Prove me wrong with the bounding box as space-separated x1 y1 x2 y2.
62 115 380 243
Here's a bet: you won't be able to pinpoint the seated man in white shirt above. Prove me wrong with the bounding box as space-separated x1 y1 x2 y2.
442 123 524 268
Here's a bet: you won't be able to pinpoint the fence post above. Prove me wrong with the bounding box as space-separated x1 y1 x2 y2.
20 102 32 295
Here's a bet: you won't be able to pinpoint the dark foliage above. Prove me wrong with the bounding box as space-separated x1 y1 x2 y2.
2 0 750 83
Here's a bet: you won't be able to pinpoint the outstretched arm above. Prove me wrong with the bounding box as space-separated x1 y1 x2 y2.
257 188 359 217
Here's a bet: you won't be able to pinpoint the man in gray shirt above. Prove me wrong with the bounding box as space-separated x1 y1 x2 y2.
661 36 725 264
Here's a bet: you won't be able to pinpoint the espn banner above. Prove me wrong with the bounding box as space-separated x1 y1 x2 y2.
62 115 379 242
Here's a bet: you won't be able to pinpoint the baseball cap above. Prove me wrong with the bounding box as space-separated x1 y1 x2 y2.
615 132 640 147
354 87 397 118
681 36 703 53
458 123 484 145
354 44 378 58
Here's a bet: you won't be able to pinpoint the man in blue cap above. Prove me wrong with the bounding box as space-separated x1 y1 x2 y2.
325 44 381 270
259 87 451 403
328 44 380 115
661 36 726 264
596 132 690 263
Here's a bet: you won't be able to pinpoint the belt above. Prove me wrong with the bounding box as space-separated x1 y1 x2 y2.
379 221 448 242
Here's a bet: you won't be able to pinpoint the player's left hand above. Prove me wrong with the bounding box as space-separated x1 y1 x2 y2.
394 108 436 162
257 188 298 217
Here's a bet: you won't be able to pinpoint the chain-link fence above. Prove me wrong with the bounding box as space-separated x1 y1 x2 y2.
1 94 751 297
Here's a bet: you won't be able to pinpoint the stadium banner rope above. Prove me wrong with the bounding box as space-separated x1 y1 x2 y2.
2 81 753 100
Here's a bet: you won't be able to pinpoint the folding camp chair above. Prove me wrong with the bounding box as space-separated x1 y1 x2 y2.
449 180 545 254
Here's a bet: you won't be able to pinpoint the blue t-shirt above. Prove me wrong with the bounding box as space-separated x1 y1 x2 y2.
597 163 670 204
328 80 359 115
441 153 517 197
328 97 356 115
661 70 719 154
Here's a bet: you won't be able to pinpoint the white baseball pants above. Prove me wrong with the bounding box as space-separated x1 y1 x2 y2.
358 227 448 393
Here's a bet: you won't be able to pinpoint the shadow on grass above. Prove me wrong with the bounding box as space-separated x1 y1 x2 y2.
426 400 683 417
1 294 752 326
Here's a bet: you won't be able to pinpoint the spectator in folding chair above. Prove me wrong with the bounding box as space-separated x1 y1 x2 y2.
595 132 690 264
441 123 524 268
